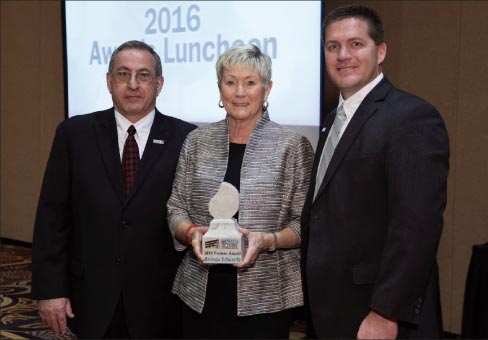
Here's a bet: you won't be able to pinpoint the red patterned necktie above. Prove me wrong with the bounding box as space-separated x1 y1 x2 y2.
122 125 140 193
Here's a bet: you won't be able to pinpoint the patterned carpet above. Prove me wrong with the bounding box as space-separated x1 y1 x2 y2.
0 242 76 339
0 241 305 339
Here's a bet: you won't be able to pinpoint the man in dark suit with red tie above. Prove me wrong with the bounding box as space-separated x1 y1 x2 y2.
301 5 449 339
32 40 195 339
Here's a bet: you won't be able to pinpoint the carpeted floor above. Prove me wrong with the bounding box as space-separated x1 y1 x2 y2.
0 242 76 339
0 240 305 339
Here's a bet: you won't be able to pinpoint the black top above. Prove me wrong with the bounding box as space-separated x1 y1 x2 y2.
183 141 291 339
223 142 246 191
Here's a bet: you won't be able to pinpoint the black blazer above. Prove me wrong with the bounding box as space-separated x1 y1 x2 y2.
32 108 195 338
301 78 449 339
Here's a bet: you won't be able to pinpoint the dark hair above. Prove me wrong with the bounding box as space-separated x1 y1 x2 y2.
323 5 384 45
108 40 163 76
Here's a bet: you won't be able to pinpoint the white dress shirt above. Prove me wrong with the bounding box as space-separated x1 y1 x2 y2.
336 73 384 138
115 109 155 160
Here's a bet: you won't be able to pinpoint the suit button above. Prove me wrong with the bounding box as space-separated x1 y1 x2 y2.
418 297 423 303
414 307 420 314
312 216 319 220
115 258 121 265
121 220 128 229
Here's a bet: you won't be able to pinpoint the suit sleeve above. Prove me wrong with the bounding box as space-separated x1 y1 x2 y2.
167 132 195 251
31 123 72 300
369 101 449 324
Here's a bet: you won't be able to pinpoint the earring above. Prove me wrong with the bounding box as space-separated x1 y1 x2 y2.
218 100 224 108
262 100 269 112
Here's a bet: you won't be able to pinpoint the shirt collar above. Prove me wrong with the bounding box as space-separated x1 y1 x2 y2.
115 109 155 137
338 73 384 120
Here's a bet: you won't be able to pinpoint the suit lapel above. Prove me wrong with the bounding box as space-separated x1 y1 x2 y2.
93 109 125 204
314 78 393 201
125 110 173 204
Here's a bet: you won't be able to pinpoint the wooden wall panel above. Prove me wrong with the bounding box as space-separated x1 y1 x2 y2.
450 1 488 334
0 1 64 242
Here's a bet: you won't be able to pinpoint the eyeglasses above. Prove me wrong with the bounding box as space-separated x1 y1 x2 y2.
111 70 153 84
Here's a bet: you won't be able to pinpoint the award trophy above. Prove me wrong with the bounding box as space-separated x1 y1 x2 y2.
202 182 245 264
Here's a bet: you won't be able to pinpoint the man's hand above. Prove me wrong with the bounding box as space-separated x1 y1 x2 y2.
38 297 75 334
357 310 398 339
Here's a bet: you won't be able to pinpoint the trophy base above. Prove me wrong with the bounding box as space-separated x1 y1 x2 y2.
202 219 245 264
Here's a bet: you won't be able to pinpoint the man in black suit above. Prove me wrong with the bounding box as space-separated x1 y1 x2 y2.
32 40 195 339
301 5 449 339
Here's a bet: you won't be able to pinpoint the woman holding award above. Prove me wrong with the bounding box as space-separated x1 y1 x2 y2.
167 44 314 339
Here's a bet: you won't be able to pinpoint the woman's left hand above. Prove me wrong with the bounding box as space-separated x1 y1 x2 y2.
234 227 272 268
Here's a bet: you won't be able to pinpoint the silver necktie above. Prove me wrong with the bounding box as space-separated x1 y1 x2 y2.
314 105 347 200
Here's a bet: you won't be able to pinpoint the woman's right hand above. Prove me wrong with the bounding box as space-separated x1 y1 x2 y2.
187 225 209 263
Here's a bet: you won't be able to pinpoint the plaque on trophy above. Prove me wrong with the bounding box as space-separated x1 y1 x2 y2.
202 182 245 264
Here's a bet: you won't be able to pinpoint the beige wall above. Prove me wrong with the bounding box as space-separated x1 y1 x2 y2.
1 1 64 242
1 0 487 334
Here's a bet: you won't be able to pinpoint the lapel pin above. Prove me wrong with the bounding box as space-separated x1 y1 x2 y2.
153 139 165 144
321 127 326 132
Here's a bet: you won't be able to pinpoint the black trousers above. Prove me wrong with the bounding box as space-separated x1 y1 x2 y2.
182 265 292 339
103 295 131 339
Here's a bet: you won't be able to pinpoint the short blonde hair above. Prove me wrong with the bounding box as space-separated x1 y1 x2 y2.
216 44 272 90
